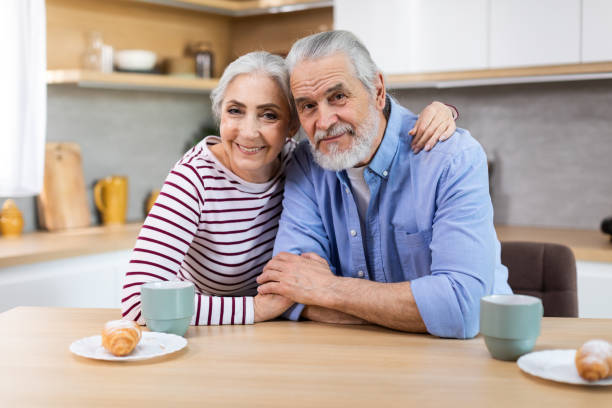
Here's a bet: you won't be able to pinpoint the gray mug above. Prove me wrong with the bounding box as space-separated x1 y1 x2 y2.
480 294 543 361
141 281 195 336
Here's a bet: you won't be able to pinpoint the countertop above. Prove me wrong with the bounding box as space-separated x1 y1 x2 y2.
1 223 611 268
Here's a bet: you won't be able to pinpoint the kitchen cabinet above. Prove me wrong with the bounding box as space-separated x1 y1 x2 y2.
576 261 612 318
582 0 612 63
0 250 130 313
333 0 488 74
489 0 581 68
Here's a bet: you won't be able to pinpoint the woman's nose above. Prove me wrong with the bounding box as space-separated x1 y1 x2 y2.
240 114 260 138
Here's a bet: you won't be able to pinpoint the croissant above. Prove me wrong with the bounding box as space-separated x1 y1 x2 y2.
102 320 142 357
575 339 612 381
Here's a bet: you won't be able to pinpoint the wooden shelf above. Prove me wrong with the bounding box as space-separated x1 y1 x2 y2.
48 61 612 94
47 70 219 93
386 62 612 89
133 0 333 16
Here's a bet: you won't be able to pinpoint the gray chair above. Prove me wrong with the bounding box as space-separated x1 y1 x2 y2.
500 241 578 317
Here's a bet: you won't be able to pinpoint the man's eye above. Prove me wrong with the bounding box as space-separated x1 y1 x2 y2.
227 108 241 114
301 103 315 111
334 93 346 101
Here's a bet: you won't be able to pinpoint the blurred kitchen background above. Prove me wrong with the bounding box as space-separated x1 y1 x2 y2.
6 0 611 231
1 0 612 316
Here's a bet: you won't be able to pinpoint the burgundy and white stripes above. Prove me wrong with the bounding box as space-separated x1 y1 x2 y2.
121 136 294 326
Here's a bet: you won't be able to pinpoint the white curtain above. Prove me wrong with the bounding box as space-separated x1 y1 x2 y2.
0 0 46 197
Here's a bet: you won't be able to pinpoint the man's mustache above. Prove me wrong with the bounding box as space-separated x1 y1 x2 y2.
314 122 355 147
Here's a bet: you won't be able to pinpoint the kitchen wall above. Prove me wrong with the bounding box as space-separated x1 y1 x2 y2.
392 79 612 229
14 85 213 232
10 78 612 232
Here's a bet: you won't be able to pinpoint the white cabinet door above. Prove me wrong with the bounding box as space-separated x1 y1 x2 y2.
576 261 612 318
0 250 131 313
582 0 612 62
334 0 488 74
490 0 581 68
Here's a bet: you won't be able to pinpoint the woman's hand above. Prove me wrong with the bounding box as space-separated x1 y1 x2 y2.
409 101 457 153
253 293 294 323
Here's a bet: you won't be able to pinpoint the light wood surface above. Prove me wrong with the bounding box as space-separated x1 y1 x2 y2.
47 0 232 73
1 224 611 268
496 225 612 263
0 307 610 407
134 0 332 16
37 143 91 231
230 7 332 57
0 223 141 268
46 69 219 93
386 61 612 84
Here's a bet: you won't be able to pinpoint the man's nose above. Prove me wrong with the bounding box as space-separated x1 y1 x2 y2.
315 104 338 132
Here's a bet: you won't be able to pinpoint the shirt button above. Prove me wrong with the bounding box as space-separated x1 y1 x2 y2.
383 170 389 177
357 270 364 278
350 229 357 237
345 187 350 194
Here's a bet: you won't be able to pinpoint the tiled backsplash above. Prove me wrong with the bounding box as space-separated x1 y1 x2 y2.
11 79 612 232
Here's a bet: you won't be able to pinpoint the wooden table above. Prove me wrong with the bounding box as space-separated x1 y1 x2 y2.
1 307 611 407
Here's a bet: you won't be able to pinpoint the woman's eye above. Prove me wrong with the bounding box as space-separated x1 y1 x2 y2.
263 112 278 120
227 108 241 114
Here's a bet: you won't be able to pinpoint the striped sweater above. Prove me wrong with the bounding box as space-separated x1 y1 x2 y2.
121 136 295 325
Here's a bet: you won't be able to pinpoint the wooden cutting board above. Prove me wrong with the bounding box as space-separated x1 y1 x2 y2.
37 142 91 231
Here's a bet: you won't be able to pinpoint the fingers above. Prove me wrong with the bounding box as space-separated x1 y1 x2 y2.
441 120 456 141
257 267 282 284
410 110 435 150
414 117 444 153
422 120 449 152
257 282 284 296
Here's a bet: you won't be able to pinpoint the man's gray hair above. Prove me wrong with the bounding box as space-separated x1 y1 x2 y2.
210 51 297 129
285 30 380 95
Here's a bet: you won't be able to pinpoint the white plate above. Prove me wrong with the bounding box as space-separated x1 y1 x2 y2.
70 332 187 362
517 349 612 386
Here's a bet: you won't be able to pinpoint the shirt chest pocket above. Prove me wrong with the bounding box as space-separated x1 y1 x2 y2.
393 228 433 279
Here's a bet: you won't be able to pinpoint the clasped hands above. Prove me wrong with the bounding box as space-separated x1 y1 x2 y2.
253 252 337 322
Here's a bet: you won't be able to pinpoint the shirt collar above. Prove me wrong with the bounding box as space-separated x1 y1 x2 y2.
367 96 402 179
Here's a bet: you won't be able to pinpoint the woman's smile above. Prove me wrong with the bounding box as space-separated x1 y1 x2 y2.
235 143 267 154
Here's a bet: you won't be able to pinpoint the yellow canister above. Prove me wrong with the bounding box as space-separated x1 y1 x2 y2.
0 199 25 237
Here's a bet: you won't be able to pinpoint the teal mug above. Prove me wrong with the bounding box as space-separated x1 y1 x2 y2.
480 294 544 361
141 281 195 336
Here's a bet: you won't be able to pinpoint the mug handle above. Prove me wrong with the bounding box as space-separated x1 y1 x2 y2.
93 180 107 214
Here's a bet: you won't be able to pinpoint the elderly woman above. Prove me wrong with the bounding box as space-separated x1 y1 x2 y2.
121 51 457 326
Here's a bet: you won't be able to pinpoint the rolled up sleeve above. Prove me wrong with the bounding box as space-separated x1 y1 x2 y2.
411 145 497 339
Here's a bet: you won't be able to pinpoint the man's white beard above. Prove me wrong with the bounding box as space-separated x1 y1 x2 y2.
310 103 380 171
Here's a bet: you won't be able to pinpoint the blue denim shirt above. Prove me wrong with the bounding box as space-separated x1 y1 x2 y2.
274 98 511 339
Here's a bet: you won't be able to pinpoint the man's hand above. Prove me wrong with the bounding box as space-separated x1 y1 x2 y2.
253 293 294 323
409 101 457 153
257 252 337 306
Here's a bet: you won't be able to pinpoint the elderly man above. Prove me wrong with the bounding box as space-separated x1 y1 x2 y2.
257 30 511 339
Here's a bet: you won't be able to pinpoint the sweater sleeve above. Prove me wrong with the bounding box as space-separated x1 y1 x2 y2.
120 161 255 325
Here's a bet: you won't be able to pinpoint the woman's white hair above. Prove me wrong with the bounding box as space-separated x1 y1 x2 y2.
285 30 380 95
210 51 298 129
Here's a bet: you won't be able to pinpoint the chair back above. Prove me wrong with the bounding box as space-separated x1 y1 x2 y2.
501 241 578 317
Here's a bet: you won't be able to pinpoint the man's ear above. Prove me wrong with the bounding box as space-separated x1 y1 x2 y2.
374 72 386 110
